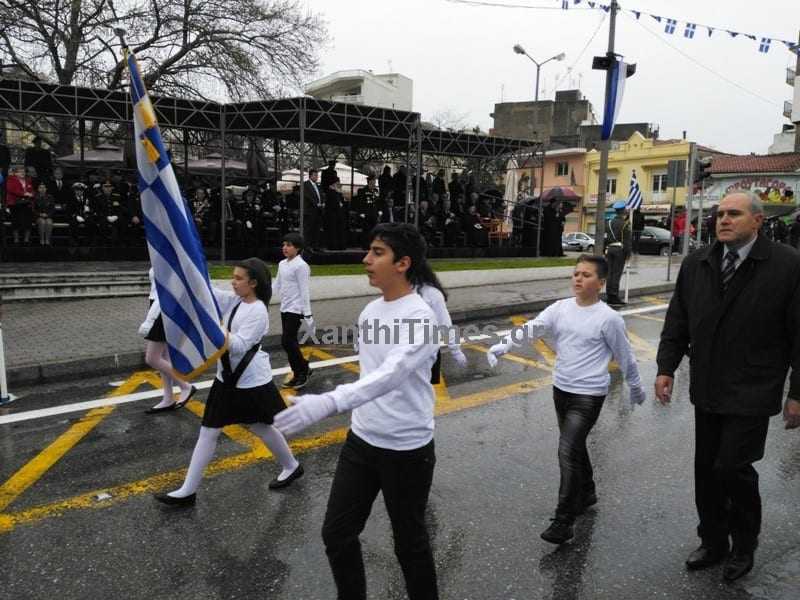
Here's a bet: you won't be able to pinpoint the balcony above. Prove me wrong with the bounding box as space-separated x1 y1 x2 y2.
787 68 796 86
330 94 364 105
784 101 793 120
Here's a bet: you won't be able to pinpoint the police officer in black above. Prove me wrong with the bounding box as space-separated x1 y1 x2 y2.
605 201 631 306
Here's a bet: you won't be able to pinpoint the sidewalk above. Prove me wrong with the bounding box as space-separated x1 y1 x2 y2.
2 254 676 385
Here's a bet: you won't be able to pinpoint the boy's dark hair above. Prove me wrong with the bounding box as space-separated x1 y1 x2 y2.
369 223 448 300
576 254 608 279
308 168 318 176
235 257 272 304
282 232 305 251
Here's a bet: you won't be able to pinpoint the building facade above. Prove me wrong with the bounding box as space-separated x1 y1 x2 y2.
583 132 692 232
304 70 413 111
704 153 800 212
491 90 596 143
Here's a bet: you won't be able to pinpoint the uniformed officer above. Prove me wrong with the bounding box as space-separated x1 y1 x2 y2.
353 174 379 249
605 200 631 306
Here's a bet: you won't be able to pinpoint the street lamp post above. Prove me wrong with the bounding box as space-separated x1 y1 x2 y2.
513 45 565 102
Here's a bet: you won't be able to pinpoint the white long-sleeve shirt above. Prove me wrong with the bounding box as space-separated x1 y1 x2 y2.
417 284 461 353
274 256 312 316
213 289 272 388
326 292 439 451
513 298 641 396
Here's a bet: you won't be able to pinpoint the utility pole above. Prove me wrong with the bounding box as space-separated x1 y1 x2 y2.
794 30 800 152
592 0 619 255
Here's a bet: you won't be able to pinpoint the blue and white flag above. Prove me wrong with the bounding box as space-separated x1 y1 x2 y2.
125 49 227 379
600 59 628 141
626 170 643 210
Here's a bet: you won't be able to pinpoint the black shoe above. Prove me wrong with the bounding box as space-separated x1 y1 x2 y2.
723 551 754 582
154 492 196 506
686 543 729 570
144 402 178 414
576 492 598 515
292 370 312 390
282 377 299 389
540 518 574 544
174 385 197 409
269 464 304 489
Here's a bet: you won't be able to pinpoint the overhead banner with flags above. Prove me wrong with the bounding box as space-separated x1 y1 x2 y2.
601 59 628 141
626 169 643 210
125 48 227 380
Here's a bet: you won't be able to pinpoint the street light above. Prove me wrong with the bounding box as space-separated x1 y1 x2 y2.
513 44 566 102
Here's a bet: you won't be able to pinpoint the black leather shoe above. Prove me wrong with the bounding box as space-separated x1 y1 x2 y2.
686 544 729 570
174 385 198 409
540 518 574 544
268 464 304 489
723 552 754 582
144 403 177 414
154 492 196 506
576 492 598 515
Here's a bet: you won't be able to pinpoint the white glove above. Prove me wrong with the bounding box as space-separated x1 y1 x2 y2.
486 339 512 369
629 384 647 407
303 315 315 333
76 215 85 223
107 215 118 223
137 322 149 336
274 393 337 437
450 348 468 368
246 220 253 229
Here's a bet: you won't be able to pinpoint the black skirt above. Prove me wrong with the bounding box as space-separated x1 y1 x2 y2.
202 378 287 428
430 349 442 384
144 312 166 342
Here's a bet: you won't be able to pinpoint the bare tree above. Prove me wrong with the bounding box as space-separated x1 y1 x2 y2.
426 108 471 133
0 0 329 153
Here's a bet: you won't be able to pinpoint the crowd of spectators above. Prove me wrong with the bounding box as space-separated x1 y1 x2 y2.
1 139 558 253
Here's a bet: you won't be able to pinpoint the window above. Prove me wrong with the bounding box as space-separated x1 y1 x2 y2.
555 162 569 177
652 173 668 193
606 178 617 194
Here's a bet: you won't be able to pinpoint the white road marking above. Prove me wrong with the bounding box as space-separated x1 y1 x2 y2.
4 303 669 425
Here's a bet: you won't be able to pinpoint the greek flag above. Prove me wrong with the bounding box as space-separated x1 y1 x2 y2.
626 170 643 210
126 49 227 379
600 59 628 140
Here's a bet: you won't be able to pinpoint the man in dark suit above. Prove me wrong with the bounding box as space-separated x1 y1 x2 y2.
655 190 800 582
303 167 322 249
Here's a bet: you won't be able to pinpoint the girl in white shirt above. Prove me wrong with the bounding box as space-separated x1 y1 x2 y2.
274 223 441 599
488 254 646 545
155 258 302 506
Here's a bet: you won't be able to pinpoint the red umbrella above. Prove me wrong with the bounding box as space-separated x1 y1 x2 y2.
541 186 580 202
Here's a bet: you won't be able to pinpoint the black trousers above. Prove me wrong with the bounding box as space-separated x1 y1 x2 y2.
322 430 438 600
605 246 625 298
553 386 605 520
694 407 769 552
280 312 308 377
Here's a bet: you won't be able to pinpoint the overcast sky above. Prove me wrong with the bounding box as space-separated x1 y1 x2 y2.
303 0 800 155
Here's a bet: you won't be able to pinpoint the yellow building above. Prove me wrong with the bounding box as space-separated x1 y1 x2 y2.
583 132 691 231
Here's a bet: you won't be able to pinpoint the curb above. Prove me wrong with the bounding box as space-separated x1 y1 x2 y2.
6 282 674 386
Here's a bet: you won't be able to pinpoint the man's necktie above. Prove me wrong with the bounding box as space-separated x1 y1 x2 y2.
721 249 739 292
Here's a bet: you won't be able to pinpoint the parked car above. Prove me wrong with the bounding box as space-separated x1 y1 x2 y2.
561 231 595 252
638 226 697 256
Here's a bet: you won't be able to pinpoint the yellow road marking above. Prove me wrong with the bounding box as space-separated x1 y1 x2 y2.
308 347 360 374
627 330 658 360
0 371 552 533
0 372 158 514
640 295 668 306
462 343 552 372
183 399 269 456
632 313 665 323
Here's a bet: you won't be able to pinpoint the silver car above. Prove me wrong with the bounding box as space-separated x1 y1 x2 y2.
562 231 595 252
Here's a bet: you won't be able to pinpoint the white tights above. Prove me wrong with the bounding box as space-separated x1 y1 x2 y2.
168 424 300 498
145 341 191 408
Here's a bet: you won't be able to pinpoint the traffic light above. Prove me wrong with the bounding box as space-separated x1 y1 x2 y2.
694 156 713 183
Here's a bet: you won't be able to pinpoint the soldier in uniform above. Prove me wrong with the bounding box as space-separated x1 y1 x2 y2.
69 182 93 245
94 179 125 245
604 201 632 306
353 174 379 249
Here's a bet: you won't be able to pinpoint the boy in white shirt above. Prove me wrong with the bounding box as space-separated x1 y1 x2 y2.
488 254 646 545
275 223 441 600
273 232 314 389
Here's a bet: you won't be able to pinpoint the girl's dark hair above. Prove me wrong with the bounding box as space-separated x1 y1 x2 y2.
282 232 304 251
235 257 272 304
576 254 608 279
369 223 448 300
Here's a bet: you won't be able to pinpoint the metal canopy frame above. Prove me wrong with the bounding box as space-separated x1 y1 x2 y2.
1 78 543 256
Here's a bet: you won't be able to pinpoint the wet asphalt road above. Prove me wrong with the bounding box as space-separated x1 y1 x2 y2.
1 296 799 600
